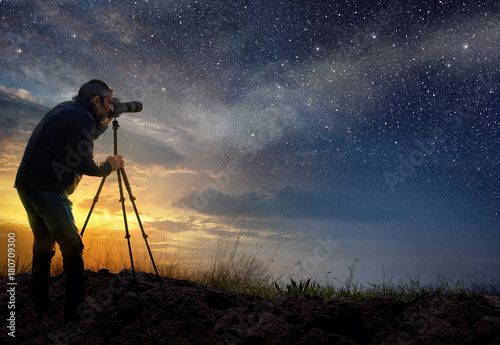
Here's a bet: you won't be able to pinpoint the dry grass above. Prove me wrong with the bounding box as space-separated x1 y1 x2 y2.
191 234 280 296
2 235 498 300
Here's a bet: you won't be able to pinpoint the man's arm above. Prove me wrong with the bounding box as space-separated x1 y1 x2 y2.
67 113 119 177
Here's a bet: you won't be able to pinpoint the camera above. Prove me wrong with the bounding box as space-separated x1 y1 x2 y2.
109 98 143 117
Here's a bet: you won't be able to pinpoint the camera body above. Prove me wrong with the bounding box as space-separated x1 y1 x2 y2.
109 98 143 117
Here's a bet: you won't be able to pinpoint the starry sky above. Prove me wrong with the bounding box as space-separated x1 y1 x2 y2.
0 0 499 285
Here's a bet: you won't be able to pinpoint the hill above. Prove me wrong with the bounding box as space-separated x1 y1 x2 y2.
1 270 499 344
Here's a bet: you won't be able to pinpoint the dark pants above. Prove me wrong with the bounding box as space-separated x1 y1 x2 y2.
17 189 84 323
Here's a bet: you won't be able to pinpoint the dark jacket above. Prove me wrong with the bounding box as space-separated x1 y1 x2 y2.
15 95 111 194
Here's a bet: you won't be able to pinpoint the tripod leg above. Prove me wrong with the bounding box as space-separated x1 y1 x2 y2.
120 168 167 300
116 168 140 301
80 175 107 237
109 118 163 301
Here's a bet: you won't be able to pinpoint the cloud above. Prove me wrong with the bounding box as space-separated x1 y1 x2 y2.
0 85 37 102
175 187 398 222
145 219 190 234
0 89 49 170
117 130 185 169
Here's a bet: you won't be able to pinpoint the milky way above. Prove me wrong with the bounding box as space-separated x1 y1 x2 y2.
1 0 499 284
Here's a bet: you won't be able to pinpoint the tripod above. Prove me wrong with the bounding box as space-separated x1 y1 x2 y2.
80 118 166 301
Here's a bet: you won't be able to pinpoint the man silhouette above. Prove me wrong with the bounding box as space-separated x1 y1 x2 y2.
15 79 124 324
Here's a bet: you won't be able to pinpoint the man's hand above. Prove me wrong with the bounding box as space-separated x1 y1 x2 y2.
106 155 124 172
101 117 113 127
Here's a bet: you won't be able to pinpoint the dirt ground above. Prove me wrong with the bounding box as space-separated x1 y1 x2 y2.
1 270 500 345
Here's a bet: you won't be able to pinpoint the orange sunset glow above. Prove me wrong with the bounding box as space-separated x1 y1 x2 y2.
0 128 274 278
